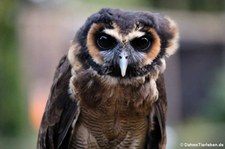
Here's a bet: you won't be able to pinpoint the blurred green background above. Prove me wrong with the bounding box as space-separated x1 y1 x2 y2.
0 0 224 148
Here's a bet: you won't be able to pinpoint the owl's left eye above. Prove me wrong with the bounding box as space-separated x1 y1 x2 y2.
130 35 152 51
96 33 117 50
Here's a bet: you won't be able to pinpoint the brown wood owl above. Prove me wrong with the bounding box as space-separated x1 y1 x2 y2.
37 8 179 149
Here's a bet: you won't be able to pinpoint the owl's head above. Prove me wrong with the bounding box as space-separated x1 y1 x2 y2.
68 8 179 78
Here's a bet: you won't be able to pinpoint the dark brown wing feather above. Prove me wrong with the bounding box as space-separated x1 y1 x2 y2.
146 73 167 149
37 56 78 149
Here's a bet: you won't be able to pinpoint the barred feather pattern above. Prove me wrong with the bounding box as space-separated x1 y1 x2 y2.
68 68 159 149
69 108 148 149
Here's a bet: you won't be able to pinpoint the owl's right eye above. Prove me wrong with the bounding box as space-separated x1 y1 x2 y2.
96 33 117 50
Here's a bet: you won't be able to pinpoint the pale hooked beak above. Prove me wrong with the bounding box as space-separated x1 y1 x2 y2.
119 51 128 77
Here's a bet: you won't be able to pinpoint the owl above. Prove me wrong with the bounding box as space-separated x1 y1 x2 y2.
37 8 179 149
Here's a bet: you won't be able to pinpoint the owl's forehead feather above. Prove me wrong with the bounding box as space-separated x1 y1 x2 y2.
87 8 160 32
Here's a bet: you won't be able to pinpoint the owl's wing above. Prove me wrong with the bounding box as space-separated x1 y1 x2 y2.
146 73 167 149
37 56 79 149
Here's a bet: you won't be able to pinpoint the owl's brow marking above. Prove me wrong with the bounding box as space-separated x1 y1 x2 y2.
103 29 145 42
126 31 145 41
103 29 122 41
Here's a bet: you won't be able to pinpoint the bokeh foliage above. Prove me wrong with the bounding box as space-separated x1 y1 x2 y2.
0 0 27 136
207 69 225 122
145 0 225 12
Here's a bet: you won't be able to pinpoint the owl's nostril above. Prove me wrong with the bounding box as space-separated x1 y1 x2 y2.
119 51 129 60
119 56 128 59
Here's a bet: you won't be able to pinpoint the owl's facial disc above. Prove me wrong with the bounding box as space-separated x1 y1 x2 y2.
86 23 163 78
95 30 154 77
71 9 179 78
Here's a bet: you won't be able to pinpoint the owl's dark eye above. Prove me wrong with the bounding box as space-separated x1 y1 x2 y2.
96 33 117 50
130 35 152 51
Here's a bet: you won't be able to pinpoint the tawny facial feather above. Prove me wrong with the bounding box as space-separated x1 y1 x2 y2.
159 58 166 73
143 28 161 65
68 43 83 71
87 23 105 64
164 17 179 57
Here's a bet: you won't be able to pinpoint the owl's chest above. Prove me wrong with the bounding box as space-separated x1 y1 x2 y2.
70 109 148 149
70 74 155 148
70 100 149 149
71 72 155 113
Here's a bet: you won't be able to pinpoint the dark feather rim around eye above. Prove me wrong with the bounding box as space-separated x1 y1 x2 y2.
130 34 153 51
96 33 117 51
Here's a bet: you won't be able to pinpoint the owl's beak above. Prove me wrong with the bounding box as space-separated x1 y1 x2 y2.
119 51 128 77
